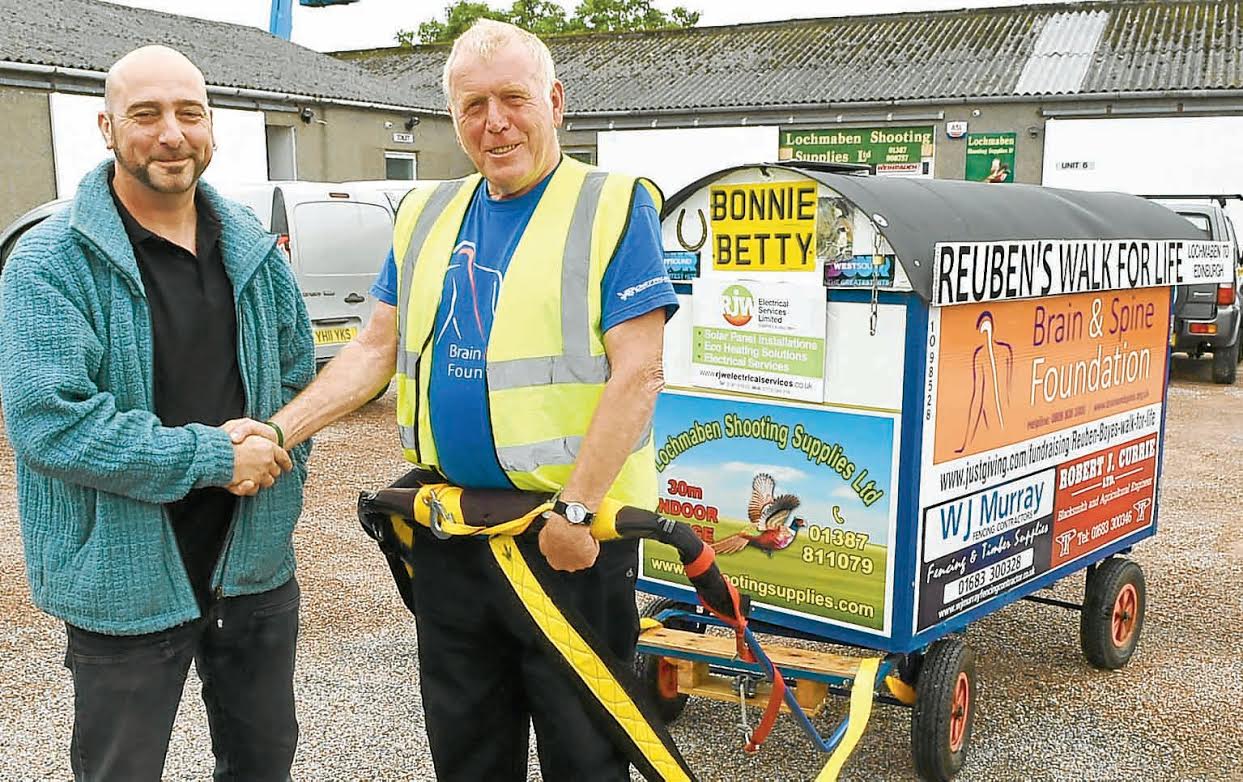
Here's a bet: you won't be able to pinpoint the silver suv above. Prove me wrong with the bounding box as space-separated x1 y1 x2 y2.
1151 197 1242 384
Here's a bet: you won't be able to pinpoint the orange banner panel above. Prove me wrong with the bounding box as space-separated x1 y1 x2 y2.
933 290 1169 465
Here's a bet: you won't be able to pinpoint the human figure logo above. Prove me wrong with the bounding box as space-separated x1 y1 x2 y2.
955 310 1015 454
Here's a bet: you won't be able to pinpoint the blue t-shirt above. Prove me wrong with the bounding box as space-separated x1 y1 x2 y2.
371 173 678 489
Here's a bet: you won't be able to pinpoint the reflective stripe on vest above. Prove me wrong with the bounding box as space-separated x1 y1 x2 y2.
392 158 660 508
395 180 469 383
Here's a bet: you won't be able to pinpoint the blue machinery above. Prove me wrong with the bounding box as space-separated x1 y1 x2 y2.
268 0 359 40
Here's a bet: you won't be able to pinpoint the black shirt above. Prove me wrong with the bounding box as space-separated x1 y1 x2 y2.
111 181 246 610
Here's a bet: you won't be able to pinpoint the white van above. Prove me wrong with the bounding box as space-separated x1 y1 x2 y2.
1 181 403 370
231 182 395 367
341 179 423 212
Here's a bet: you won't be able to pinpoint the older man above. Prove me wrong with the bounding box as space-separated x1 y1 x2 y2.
232 18 677 781
0 46 312 780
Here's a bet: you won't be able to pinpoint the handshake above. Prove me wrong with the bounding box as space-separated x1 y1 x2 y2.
222 418 293 497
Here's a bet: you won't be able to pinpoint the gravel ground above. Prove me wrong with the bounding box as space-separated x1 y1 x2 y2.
1 355 1241 781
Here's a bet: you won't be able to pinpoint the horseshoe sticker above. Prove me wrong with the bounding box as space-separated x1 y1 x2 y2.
676 208 707 253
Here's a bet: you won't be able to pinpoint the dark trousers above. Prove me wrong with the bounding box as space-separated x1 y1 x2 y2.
410 527 640 782
63 577 300 782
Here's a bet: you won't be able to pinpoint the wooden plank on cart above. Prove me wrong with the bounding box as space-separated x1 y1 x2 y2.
639 626 864 679
678 676 828 716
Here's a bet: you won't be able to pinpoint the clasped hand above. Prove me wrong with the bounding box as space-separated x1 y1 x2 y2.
222 418 292 496
539 513 599 572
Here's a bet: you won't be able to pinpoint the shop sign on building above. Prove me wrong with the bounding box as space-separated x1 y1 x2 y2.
778 126 934 178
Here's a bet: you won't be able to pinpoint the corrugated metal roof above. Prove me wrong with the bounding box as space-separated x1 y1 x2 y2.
1083 1 1243 92
0 0 432 109
1015 10 1111 94
342 0 1243 115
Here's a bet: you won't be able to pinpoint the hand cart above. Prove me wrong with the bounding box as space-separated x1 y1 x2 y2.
636 162 1231 780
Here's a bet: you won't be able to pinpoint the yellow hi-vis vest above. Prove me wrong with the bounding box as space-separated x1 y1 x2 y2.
392 157 662 509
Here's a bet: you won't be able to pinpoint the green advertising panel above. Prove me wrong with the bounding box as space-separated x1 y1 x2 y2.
965 132 1016 183
778 126 934 177
644 390 898 634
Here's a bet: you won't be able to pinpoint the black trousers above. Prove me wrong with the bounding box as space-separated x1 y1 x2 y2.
410 526 640 782
62 577 301 782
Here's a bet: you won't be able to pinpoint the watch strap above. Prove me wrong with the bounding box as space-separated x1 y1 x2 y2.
552 499 594 525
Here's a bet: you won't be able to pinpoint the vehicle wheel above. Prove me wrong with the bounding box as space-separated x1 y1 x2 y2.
634 598 703 723
1212 339 1239 384
1080 557 1146 670
911 638 976 782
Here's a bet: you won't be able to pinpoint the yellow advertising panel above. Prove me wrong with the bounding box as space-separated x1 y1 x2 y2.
709 181 817 272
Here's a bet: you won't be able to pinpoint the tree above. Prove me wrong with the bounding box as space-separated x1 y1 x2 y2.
400 2 507 46
397 0 700 45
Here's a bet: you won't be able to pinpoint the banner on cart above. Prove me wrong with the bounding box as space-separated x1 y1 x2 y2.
915 290 1165 632
1050 432 1158 568
917 469 1055 630
644 391 898 634
932 240 1233 305
928 289 1169 469
708 180 818 272
691 278 826 403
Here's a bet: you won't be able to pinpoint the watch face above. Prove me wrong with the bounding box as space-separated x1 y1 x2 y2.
565 503 589 524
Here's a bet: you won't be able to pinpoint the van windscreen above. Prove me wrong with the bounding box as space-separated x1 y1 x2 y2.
292 201 392 276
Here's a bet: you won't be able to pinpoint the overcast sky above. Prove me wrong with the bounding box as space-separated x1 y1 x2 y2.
104 0 1068 52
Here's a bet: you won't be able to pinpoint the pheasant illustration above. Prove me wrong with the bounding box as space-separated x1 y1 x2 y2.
712 473 805 557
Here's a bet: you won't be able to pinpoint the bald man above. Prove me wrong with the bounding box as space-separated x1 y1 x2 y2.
0 46 313 780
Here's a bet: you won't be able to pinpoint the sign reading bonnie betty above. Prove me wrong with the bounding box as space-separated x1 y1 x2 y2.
708 180 818 272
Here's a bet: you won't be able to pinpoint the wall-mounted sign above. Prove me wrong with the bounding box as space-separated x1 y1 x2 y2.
778 126 935 178
392 132 414 144
965 132 1016 183
946 121 969 139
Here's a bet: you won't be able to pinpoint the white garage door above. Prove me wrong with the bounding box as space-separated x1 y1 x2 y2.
1043 116 1243 227
597 126 779 199
49 92 269 197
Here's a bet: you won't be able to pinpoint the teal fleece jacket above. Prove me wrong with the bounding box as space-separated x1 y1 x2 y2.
0 162 314 635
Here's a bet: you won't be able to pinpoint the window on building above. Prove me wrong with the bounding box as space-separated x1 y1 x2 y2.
385 151 417 180
565 147 595 164
266 125 297 180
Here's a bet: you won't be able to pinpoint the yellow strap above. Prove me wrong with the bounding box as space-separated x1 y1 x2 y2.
407 483 626 541
815 657 881 782
410 485 551 537
884 674 917 706
488 537 692 782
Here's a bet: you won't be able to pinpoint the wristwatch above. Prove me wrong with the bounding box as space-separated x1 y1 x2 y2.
552 498 595 525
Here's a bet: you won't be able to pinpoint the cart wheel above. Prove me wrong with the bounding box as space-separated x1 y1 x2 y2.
634 598 703 723
1080 557 1146 670
911 638 976 782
